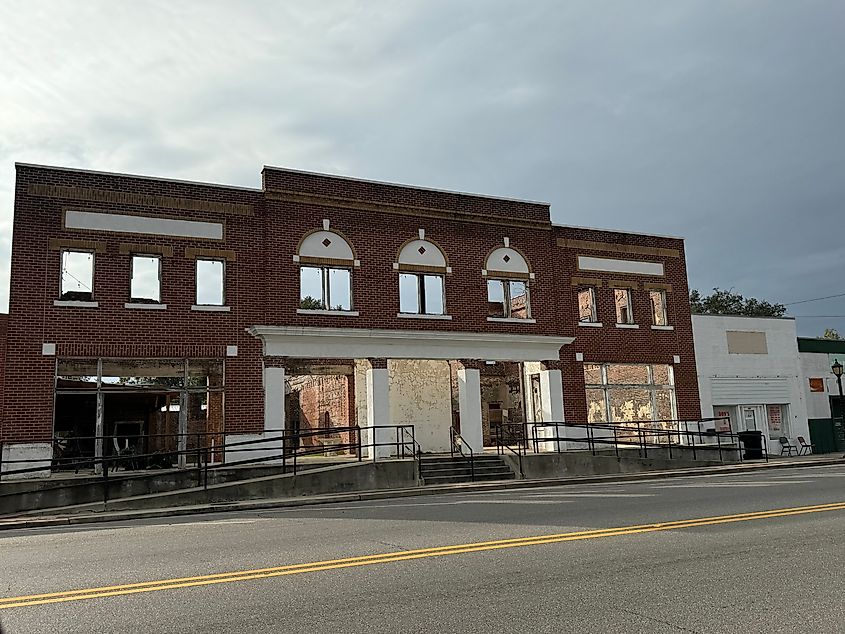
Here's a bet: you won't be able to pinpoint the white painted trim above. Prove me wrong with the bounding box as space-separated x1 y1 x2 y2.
249 325 574 361
615 323 639 329
297 309 360 317
487 317 537 324
578 321 603 328
192 305 231 312
65 210 224 240
125 303 168 310
673 355 681 364
53 300 98 308
651 325 674 331
396 313 453 321
575 352 584 362
226 345 238 357
42 343 56 356
578 255 664 276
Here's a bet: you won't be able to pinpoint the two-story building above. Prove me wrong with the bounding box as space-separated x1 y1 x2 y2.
0 163 701 476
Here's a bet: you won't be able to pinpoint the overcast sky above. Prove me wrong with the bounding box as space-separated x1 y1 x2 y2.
1 1 843 335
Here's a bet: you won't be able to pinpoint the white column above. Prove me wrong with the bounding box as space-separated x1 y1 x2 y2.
264 366 286 434
366 367 393 459
457 368 483 452
539 369 568 451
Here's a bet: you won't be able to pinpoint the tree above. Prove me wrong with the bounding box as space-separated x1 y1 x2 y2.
689 288 786 317
822 328 842 340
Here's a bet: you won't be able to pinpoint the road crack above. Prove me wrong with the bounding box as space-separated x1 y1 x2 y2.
617 607 704 633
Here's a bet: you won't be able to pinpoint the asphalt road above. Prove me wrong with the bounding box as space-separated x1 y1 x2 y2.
2 463 845 633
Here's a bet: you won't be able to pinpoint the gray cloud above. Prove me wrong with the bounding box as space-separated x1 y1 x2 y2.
0 0 843 335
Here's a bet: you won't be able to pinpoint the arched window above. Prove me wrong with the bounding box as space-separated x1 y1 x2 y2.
395 230 449 316
483 240 532 320
295 221 357 312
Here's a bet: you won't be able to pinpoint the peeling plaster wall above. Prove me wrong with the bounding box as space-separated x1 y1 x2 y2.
388 359 452 453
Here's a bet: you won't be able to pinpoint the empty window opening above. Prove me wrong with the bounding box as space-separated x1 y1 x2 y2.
487 279 530 319
60 250 94 301
300 266 352 311
614 288 634 324
584 363 677 442
399 273 444 315
196 259 225 306
650 290 667 326
130 255 162 303
578 287 597 322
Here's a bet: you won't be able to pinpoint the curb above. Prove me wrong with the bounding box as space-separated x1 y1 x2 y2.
2 457 842 531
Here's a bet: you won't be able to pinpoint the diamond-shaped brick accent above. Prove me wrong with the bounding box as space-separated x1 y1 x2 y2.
418 246 426 255
322 238 332 247
502 254 511 263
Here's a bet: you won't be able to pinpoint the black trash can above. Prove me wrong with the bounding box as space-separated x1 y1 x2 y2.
737 430 764 460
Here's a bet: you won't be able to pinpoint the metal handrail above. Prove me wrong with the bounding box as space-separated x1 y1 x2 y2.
0 424 415 485
524 419 745 463
493 424 524 478
398 425 423 480
449 427 475 481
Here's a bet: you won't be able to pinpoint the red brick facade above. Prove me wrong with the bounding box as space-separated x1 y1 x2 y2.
0 163 700 444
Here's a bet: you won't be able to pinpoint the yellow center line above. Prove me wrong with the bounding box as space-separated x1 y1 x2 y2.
2 500 844 610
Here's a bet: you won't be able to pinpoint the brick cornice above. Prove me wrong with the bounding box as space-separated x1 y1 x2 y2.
265 189 552 231
28 184 254 216
558 238 680 258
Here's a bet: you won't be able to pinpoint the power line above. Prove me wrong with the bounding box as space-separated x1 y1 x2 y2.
792 315 845 319
784 292 845 306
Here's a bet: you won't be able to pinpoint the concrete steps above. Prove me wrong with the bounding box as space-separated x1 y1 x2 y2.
420 455 515 485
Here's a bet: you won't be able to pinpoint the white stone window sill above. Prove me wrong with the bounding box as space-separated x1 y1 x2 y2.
578 321 602 327
125 302 167 310
297 309 360 317
487 317 537 324
651 324 674 331
615 323 639 329
54 300 98 308
396 313 453 320
192 305 232 312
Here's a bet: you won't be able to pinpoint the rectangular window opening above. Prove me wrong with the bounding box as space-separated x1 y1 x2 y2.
60 250 94 301
130 255 162 303
299 266 352 311
488 279 530 319
578 287 597 322
399 273 445 315
649 290 667 326
196 259 225 306
614 288 634 324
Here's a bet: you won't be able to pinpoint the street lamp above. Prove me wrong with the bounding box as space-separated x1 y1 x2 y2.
832 359 844 457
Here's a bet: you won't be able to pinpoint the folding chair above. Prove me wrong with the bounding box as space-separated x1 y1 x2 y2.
779 436 798 456
797 436 815 456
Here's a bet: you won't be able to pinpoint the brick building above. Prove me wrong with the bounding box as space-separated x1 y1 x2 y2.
0 163 700 475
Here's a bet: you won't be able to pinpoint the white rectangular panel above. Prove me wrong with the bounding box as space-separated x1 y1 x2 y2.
578 256 664 276
65 210 223 240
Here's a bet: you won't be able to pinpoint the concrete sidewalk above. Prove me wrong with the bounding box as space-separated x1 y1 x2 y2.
1 454 841 531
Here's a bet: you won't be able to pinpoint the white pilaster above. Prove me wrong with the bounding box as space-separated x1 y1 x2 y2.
226 366 286 464
539 369 570 451
366 368 393 459
264 366 286 433
457 368 483 451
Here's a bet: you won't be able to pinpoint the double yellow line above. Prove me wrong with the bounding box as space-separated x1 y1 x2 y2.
3 500 845 610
